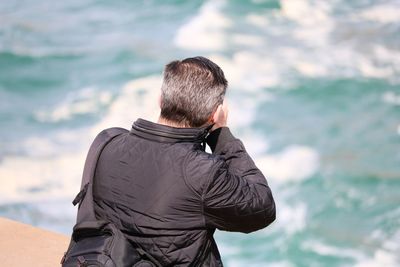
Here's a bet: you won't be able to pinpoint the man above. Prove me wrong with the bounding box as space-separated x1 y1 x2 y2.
93 56 276 266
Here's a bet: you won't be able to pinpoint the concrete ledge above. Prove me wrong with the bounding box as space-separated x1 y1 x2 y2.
0 217 69 267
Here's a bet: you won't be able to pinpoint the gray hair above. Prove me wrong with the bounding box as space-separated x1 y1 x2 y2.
160 56 228 127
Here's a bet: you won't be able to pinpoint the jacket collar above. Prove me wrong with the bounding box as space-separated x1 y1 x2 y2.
130 118 213 144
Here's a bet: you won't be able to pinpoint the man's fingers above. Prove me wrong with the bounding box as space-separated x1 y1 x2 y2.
222 100 228 119
222 99 228 110
213 104 223 122
210 101 228 132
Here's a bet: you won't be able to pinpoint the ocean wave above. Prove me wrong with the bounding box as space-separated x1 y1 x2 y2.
173 0 400 85
277 201 307 235
0 152 84 204
0 48 86 59
34 87 112 123
210 52 282 90
0 199 76 234
92 75 161 134
359 228 400 267
354 249 399 267
174 0 231 51
280 0 332 28
256 145 319 182
301 240 364 261
360 3 400 24
382 91 400 106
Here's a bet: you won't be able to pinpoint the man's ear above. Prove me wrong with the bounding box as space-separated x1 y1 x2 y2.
207 114 214 123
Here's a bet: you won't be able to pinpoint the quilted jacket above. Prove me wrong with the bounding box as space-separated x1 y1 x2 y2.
93 118 276 266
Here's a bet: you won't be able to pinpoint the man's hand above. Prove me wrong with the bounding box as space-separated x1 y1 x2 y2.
211 101 228 132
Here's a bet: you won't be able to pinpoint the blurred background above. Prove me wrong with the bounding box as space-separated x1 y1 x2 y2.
0 0 399 266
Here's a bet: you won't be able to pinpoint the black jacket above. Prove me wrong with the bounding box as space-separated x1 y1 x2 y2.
93 119 276 266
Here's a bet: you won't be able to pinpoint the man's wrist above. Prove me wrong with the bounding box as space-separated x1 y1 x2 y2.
210 123 226 133
206 127 236 153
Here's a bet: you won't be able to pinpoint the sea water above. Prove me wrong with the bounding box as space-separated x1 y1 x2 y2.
0 0 399 266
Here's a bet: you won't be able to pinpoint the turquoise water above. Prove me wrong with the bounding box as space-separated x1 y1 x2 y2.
1 0 400 266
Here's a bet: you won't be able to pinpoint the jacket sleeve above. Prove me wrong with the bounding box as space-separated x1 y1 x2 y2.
203 127 276 233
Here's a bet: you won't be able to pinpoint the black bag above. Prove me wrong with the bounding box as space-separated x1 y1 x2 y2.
61 128 161 267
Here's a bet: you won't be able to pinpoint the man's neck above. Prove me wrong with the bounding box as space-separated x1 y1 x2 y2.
157 117 188 128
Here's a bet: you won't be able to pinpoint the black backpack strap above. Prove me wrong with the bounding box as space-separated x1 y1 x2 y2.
70 127 163 267
73 127 128 223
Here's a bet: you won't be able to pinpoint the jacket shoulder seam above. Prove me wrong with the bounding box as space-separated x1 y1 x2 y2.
182 150 203 199
182 151 221 229
201 158 224 228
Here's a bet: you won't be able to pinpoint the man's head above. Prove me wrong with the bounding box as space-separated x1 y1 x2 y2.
159 56 228 128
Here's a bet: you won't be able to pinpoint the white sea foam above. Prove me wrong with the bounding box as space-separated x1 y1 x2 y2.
22 137 58 157
174 0 231 51
360 4 400 24
297 61 328 76
256 145 319 182
232 34 264 47
280 0 331 26
0 152 84 204
1 90 107 204
186 0 400 90
359 228 400 267
174 0 400 86
92 75 161 134
302 240 364 261
241 134 270 158
245 13 269 27
210 52 281 90
280 0 333 48
354 250 398 267
34 87 112 123
276 201 307 235
357 56 394 79
382 91 400 106
238 1 400 81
